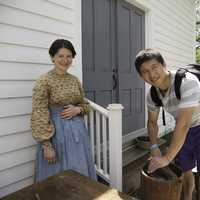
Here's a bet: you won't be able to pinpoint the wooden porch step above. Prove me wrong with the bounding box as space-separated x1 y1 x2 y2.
122 138 166 167
123 146 149 167
122 137 167 194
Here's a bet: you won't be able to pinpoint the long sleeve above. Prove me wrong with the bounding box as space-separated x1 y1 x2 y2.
31 76 54 142
76 79 90 115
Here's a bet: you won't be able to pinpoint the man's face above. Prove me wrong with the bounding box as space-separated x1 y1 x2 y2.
139 59 166 88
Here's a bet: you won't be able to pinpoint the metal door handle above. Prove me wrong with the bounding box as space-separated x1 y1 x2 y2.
113 73 117 90
112 68 118 90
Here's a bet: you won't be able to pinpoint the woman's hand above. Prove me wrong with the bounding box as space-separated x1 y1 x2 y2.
60 105 81 119
42 142 56 164
43 146 56 164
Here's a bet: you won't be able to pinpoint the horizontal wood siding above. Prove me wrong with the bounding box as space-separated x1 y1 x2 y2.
152 0 195 67
0 0 81 197
127 0 195 66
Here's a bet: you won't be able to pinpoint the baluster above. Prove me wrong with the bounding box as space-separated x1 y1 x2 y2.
89 110 95 162
96 111 101 170
102 115 108 175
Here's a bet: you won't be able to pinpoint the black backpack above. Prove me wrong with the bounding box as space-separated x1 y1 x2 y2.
150 64 200 125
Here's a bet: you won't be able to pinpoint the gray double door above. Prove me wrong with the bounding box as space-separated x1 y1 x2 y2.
82 0 145 135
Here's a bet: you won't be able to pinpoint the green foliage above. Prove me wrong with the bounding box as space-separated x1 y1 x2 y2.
197 34 200 42
196 48 200 63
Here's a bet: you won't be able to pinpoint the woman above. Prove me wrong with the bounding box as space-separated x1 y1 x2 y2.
31 39 96 181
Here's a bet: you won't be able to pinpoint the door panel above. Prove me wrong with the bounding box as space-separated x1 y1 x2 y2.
82 0 145 134
117 0 145 134
82 0 117 108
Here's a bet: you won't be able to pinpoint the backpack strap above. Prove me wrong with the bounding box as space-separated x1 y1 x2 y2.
162 107 166 126
150 86 163 107
150 86 166 126
174 68 187 100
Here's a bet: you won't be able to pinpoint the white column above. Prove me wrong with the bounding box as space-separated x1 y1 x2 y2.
107 104 123 191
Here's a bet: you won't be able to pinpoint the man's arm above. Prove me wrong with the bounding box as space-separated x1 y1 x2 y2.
148 110 159 144
147 110 161 156
148 106 197 173
165 106 197 162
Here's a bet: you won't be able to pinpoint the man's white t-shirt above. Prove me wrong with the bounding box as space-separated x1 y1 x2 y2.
147 71 200 127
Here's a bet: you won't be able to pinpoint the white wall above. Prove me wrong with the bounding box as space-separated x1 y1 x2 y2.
0 0 81 197
127 0 195 66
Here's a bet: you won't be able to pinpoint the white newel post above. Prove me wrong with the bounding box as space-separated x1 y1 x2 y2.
107 104 123 191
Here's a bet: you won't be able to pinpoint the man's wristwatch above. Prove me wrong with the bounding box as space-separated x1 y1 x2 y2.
150 143 159 150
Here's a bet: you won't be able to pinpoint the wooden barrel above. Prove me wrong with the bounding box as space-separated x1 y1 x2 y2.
141 163 183 200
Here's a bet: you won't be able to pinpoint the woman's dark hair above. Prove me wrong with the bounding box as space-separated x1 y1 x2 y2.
135 48 166 74
49 39 76 58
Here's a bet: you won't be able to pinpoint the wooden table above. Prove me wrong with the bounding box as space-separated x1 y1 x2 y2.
1 170 138 200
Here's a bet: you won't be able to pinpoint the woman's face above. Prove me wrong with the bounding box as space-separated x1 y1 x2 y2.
52 47 73 72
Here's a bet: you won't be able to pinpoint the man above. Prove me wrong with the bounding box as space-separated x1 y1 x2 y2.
135 48 200 200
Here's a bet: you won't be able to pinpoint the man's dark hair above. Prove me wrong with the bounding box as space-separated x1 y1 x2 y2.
49 39 76 58
135 48 166 74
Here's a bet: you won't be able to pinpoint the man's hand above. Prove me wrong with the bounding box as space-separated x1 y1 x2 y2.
147 155 169 173
60 105 81 119
151 147 161 157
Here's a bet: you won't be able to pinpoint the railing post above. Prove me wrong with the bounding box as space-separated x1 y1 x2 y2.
107 103 123 191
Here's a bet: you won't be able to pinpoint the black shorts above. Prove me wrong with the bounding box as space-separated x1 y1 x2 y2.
175 125 200 172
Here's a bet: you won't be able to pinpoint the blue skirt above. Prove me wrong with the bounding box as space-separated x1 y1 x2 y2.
35 107 96 181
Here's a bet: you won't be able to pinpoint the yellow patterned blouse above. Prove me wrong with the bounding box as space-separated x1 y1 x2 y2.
31 69 90 142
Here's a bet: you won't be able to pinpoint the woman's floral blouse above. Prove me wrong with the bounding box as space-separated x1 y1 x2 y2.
31 69 90 142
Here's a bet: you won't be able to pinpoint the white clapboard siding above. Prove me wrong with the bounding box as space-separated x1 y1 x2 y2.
0 24 72 50
154 43 193 62
154 0 193 27
0 115 30 136
0 5 74 37
126 0 195 66
0 81 34 98
0 146 36 172
0 0 74 24
153 18 193 46
0 131 36 154
154 48 193 65
0 161 35 188
47 0 74 10
153 19 193 46
151 0 195 65
0 177 34 198
152 32 193 52
0 43 50 64
153 39 193 61
0 61 51 80
0 97 32 118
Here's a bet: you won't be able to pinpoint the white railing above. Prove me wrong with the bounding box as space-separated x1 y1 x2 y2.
84 100 123 191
